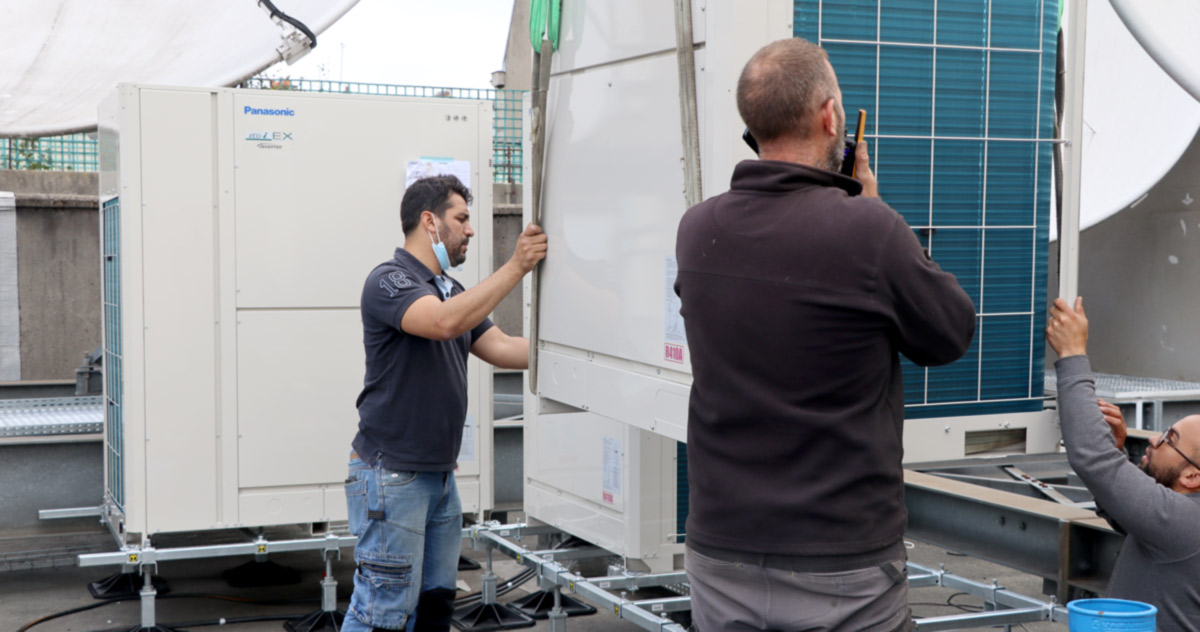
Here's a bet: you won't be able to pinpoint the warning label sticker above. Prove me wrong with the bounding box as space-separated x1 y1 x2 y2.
602 436 622 503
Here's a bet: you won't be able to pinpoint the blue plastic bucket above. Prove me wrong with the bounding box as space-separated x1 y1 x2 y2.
1068 598 1156 631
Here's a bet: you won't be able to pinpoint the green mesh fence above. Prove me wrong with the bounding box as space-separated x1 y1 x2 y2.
1 133 99 172
238 77 527 184
4 80 527 183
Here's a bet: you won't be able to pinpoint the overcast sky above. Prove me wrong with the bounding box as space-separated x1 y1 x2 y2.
261 0 516 90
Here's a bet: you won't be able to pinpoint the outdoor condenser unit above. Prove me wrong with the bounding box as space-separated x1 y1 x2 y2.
98 85 495 540
524 0 1061 570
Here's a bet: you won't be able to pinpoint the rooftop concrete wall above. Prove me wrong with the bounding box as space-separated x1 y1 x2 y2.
0 170 97 197
0 170 100 381
492 182 524 336
500 0 533 91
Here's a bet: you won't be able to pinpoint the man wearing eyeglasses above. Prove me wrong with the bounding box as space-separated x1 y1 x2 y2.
1046 296 1200 632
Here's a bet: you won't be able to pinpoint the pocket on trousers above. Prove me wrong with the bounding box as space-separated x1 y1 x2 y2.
686 547 743 569
344 478 368 537
352 555 415 629
379 469 420 486
359 557 414 588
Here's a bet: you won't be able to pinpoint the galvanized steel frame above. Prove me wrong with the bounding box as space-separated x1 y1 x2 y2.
462 523 1074 632
71 518 1079 631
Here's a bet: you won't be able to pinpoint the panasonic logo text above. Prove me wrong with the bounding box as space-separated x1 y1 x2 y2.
244 106 295 116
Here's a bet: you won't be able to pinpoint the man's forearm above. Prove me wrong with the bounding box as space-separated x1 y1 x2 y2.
436 262 525 338
495 336 531 370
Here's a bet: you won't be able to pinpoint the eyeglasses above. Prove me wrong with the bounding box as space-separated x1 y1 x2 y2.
1152 425 1200 472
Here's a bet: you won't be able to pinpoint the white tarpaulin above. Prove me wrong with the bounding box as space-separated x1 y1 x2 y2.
1052 0 1200 239
0 0 358 137
1110 0 1200 104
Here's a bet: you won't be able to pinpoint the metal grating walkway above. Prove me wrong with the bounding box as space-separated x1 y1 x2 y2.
1045 369 1200 430
0 396 103 437
1044 370 1200 400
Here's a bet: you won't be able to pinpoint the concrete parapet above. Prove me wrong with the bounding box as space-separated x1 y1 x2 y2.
0 170 100 381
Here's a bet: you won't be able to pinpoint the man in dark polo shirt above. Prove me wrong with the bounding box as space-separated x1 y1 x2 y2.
674 38 975 631
343 175 546 632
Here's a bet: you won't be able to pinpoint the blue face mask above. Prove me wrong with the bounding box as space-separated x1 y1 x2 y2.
428 222 452 272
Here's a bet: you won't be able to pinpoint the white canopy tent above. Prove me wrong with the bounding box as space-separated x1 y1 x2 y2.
0 0 359 137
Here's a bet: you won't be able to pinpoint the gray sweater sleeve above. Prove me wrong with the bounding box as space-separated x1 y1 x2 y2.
1056 355 1200 562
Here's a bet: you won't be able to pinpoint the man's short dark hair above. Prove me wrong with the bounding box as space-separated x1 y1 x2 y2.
737 37 837 145
400 175 473 235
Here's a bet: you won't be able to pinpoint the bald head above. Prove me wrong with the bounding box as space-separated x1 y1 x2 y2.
1173 415 1200 461
1147 414 1200 493
737 38 840 145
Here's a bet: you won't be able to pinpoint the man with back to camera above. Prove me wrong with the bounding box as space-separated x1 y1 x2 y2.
1046 296 1200 632
343 175 547 632
674 37 977 631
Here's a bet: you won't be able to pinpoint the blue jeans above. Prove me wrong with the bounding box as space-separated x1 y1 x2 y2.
343 454 462 632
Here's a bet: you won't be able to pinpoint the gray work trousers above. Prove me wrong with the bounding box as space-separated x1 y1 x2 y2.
686 546 914 632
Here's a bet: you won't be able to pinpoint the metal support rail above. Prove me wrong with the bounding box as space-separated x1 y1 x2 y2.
468 525 688 632
72 520 1073 631
908 563 1070 629
74 522 565 571
465 523 1073 632
78 532 356 567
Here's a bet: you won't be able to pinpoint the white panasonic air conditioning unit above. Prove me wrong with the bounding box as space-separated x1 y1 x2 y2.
98 84 495 539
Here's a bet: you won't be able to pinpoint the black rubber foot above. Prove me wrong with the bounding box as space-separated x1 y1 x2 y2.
284 609 345 632
458 555 482 571
450 603 535 632
88 572 169 600
507 590 597 619
221 559 302 587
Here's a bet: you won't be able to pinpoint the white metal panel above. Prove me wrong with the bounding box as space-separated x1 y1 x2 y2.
97 89 121 201
104 85 496 535
536 1 790 383
903 411 1060 464
524 407 682 573
528 410 628 512
539 51 694 371
114 85 148 534
232 93 491 309
701 0 792 197
323 487 349 521
239 488 327 527
215 89 241 526
552 0 706 74
535 346 688 443
455 355 494 515
138 88 220 534
236 309 362 488
458 481 482 515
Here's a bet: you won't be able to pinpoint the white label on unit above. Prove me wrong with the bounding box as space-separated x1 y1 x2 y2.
458 414 476 462
406 157 472 192
664 256 686 364
602 436 622 503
